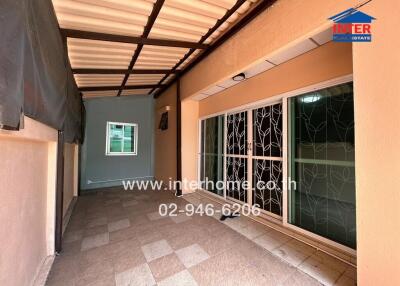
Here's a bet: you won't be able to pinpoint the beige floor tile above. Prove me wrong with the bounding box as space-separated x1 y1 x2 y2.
170 213 192 224
246 249 297 285
61 240 82 256
86 217 107 228
212 265 277 286
76 259 114 286
253 230 291 251
148 254 185 282
76 274 116 286
335 274 356 286
49 189 356 286
313 252 348 273
105 239 141 259
109 226 137 243
136 194 150 200
81 232 109 251
79 245 112 267
272 242 311 267
108 218 130 232
141 239 174 262
136 229 164 245
63 230 83 243
343 266 357 280
175 244 210 268
112 248 147 273
48 256 78 281
299 256 342 286
46 277 75 286
84 225 108 237
115 263 155 286
122 200 138 208
158 270 198 286
189 249 250 285
281 270 322 286
105 198 120 206
147 211 164 221
286 239 317 256
236 222 267 240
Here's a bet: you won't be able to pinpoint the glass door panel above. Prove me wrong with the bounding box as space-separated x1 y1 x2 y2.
252 103 284 216
226 111 248 202
199 115 224 196
288 82 356 249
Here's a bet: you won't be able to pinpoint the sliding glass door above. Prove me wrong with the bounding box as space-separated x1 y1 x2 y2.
200 102 284 215
288 82 356 248
198 79 356 250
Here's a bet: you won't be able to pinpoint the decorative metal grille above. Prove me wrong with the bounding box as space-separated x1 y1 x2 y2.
252 103 283 216
253 159 283 216
226 157 247 202
227 112 247 155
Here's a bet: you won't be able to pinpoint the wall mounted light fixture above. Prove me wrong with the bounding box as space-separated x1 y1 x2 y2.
232 73 246 81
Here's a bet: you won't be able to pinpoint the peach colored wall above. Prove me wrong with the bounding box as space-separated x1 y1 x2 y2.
181 99 199 193
199 41 352 117
154 84 177 182
0 118 58 286
353 1 400 285
63 143 77 216
180 0 364 100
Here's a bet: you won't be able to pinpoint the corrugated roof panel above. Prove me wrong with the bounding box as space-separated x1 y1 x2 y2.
121 89 152 96
201 0 236 9
55 12 144 36
157 5 217 28
165 0 227 19
82 90 118 98
153 18 208 36
52 0 261 93
67 38 135 69
67 38 137 50
75 74 124 87
127 74 164 85
53 0 148 26
70 61 130 69
75 0 154 16
69 53 132 61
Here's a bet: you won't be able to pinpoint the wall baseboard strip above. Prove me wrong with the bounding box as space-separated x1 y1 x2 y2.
32 255 55 286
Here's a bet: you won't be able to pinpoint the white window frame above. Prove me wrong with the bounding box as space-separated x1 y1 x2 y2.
105 121 138 156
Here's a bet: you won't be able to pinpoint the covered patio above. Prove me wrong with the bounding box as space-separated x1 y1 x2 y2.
0 0 399 286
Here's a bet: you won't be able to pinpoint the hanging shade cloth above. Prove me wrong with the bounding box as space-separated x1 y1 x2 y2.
0 0 83 143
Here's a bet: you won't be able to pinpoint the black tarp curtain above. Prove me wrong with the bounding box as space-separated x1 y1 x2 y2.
0 0 84 143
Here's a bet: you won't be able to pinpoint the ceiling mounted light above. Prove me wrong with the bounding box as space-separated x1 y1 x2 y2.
232 73 246 81
301 94 322 103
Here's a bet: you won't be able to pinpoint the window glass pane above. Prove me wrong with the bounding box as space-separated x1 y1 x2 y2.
289 82 356 249
123 125 135 153
200 115 224 196
109 124 123 152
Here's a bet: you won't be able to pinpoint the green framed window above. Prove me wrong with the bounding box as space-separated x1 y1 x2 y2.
106 122 138 156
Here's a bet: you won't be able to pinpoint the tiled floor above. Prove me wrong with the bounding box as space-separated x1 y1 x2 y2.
46 188 356 286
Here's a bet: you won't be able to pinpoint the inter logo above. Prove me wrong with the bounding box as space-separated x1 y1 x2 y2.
329 8 376 42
